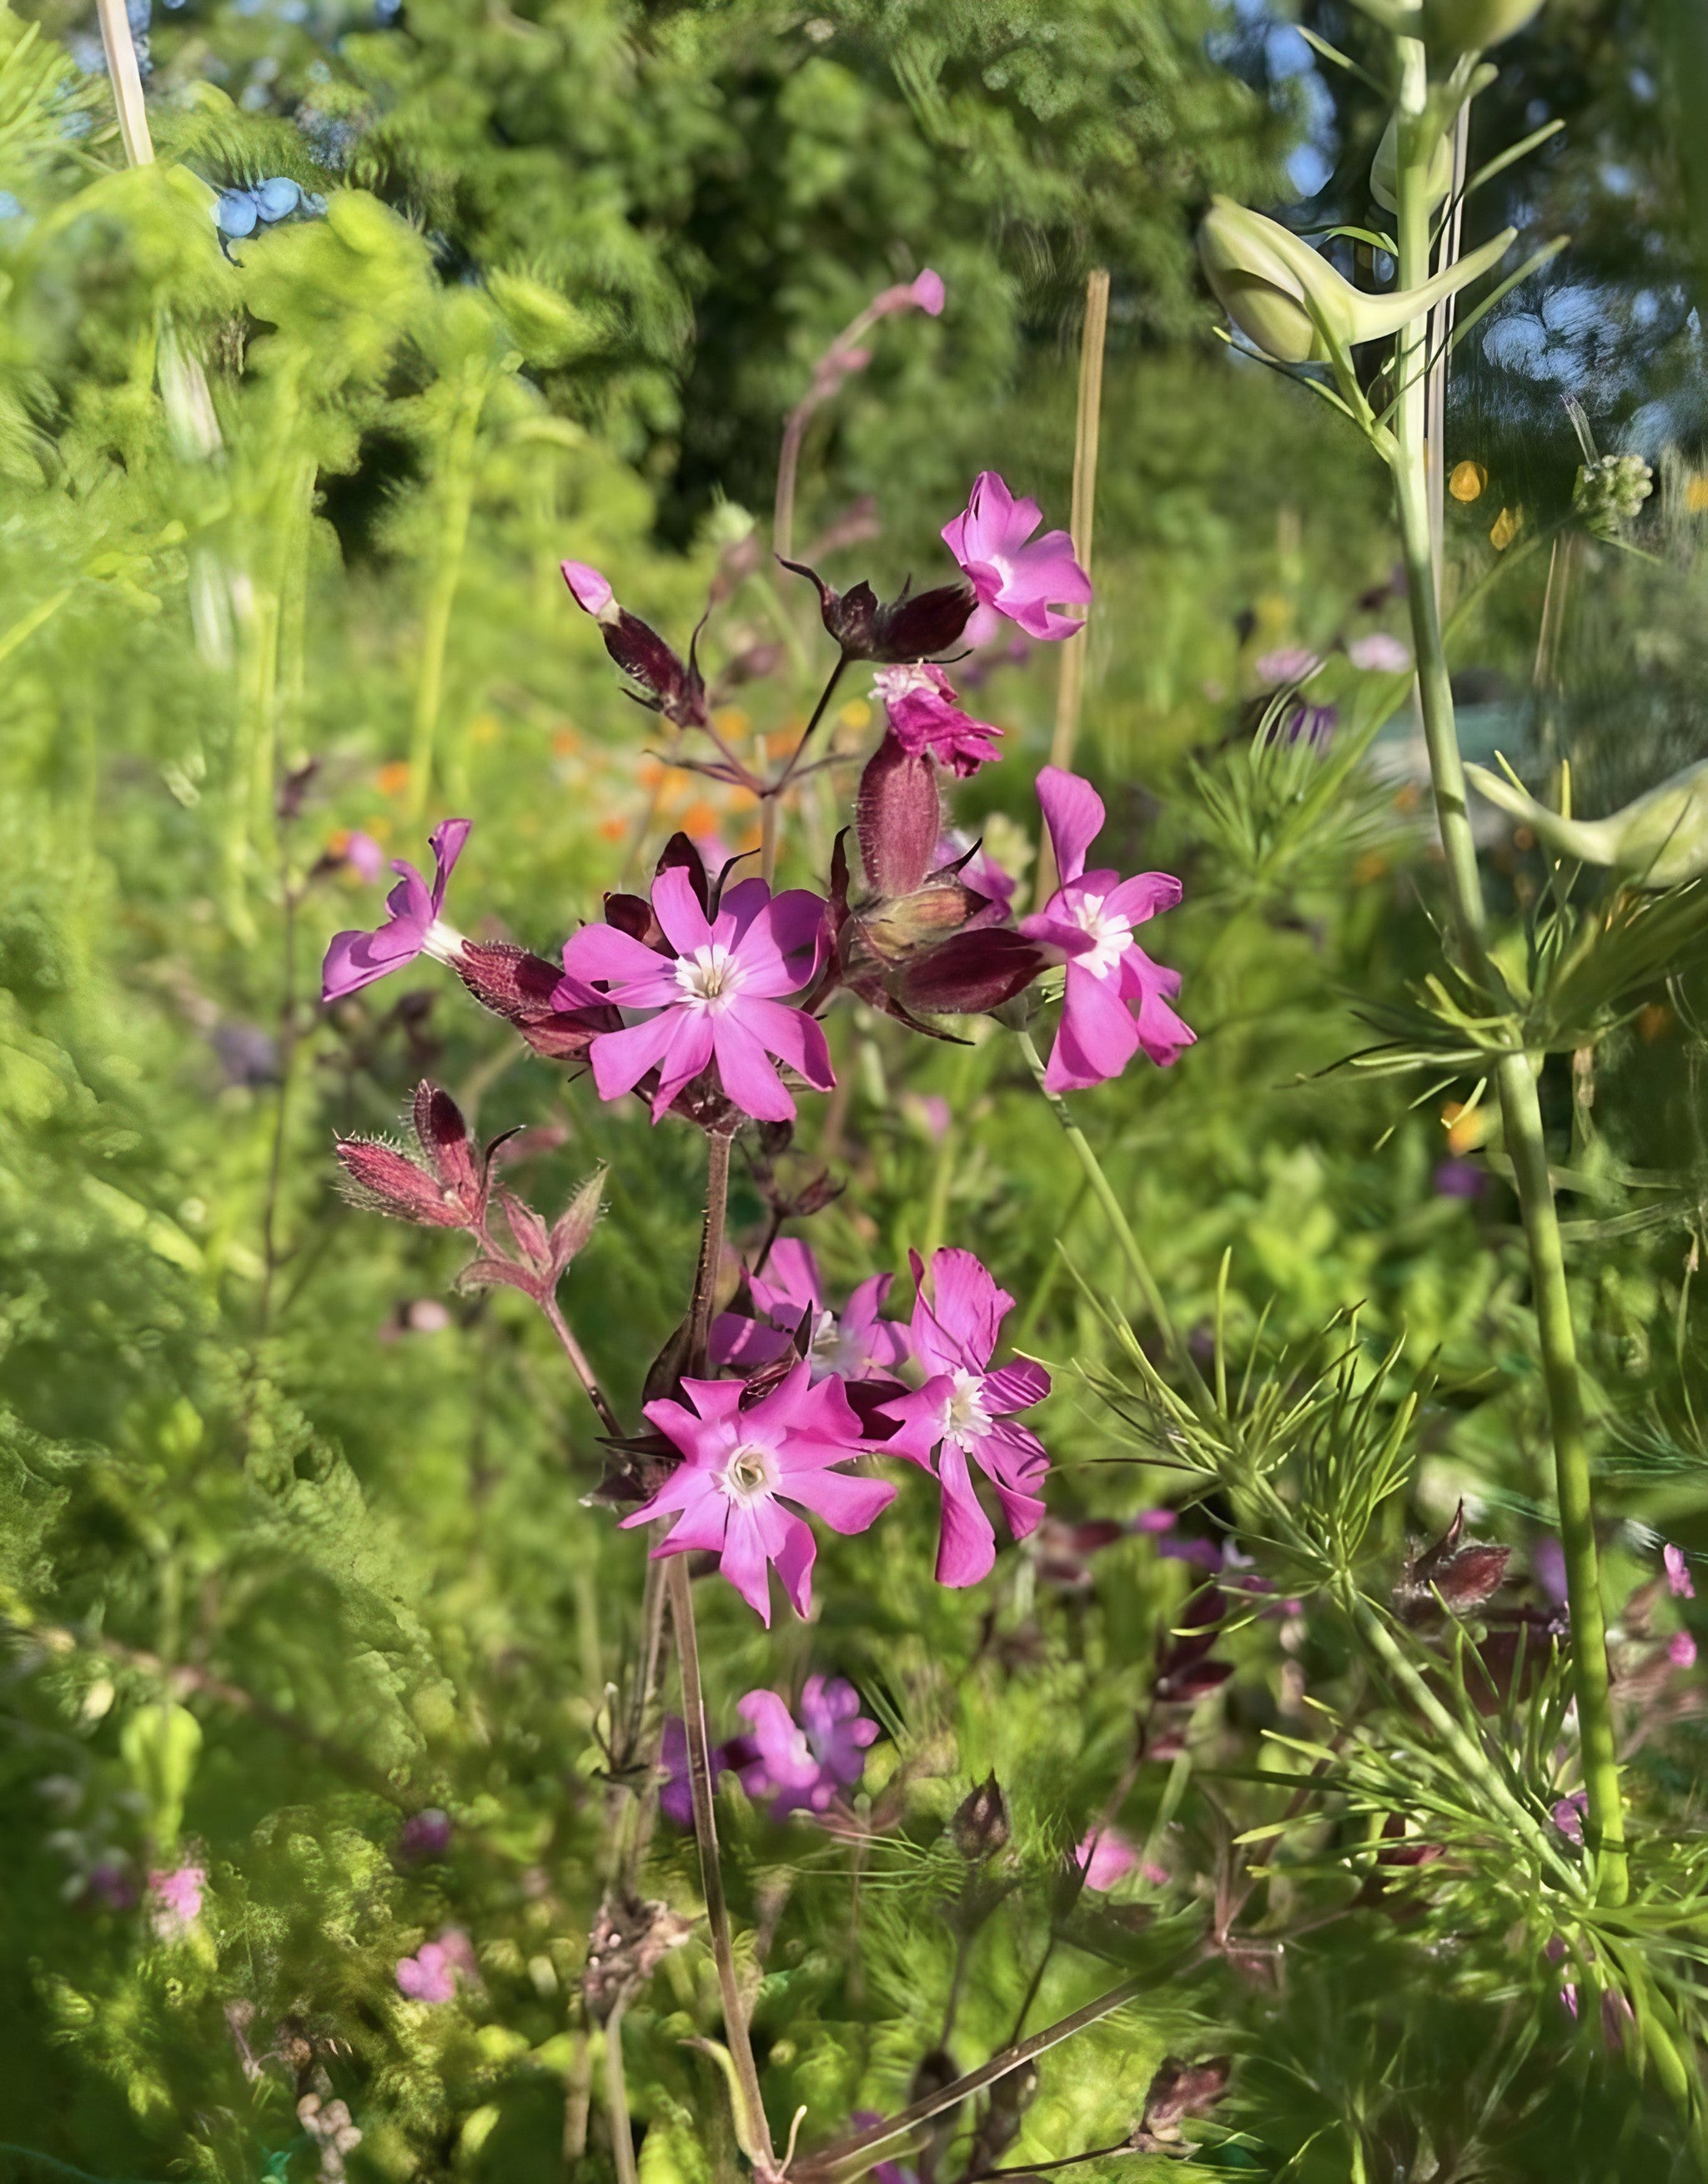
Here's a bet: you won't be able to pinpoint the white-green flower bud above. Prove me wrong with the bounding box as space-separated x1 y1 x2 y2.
1467 758 1708 888
1423 0 1545 51
1572 453 1654 540
1198 197 1516 366
1371 113 1454 215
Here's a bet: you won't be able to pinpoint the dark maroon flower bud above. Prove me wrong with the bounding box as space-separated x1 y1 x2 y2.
656 830 716 915
336 1084 485 1228
779 557 976 663
414 1083 482 1212
899 928 1046 1016
857 731 941 898
1131 2056 1232 2150
952 1771 1012 1861
599 607 710 731
396 1808 453 1864
1398 1501 1511 1619
458 940 566 1019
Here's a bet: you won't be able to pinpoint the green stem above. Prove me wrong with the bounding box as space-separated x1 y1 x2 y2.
1014 1029 1206 1403
407 372 487 825
1391 48 1626 1903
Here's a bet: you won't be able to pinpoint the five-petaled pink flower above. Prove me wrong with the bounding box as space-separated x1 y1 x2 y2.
563 868 832 1124
872 663 1003 777
1074 1826 1141 1891
878 1248 1051 1589
396 1928 477 2004
1021 767 1193 1092
622 1365 896 1625
736 1677 881 1817
941 472 1092 642
323 819 470 1002
712 1238 911 1383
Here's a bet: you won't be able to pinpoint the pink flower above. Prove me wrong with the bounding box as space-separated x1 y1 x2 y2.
941 472 1092 642
1020 767 1193 1092
870 267 946 319
323 819 470 1002
396 1928 476 2005
712 1238 911 1384
621 1365 896 1625
736 1676 881 1817
872 663 1003 777
147 1863 205 1933
1670 1630 1697 1669
1253 646 1321 687
331 828 385 883
560 560 615 619
1347 632 1411 674
563 868 832 1124
877 1248 1051 1588
1075 1826 1140 1891
1665 1542 1695 1599
659 1713 741 1826
1551 1792 1587 1845
396 1809 453 1863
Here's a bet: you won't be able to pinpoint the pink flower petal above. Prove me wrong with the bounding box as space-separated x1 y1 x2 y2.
1035 767 1106 888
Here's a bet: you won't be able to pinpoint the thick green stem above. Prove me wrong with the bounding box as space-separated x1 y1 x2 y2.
1391 47 1626 1903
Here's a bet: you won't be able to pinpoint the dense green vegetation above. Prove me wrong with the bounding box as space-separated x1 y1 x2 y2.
2 1 1706 2179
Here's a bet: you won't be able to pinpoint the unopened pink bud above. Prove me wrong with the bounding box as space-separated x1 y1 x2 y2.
560 560 617 622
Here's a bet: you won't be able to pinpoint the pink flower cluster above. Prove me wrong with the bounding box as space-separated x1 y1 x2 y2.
661 1674 882 1824
623 1240 1052 1618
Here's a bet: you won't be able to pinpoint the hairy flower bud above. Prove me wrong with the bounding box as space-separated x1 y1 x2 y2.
1198 196 1516 365
779 557 976 662
562 562 708 730
898 928 1046 1016
952 1772 1012 1861
336 1082 487 1227
857 731 942 898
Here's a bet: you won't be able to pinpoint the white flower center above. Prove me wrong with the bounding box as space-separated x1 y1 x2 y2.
942 1369 992 1444
676 943 743 1011
718 1442 776 1504
1071 892 1133 979
422 918 467 968
872 663 937 705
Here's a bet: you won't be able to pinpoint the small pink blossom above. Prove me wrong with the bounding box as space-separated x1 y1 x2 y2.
1670 1630 1697 1669
736 1677 880 1816
869 268 947 320
941 472 1091 642
1075 1826 1140 1891
334 828 385 883
563 868 831 1124
1020 767 1193 1092
323 819 470 1002
1347 632 1411 673
878 1248 1051 1588
622 1365 896 1625
1665 1542 1695 1599
396 1928 476 2004
560 559 616 621
1253 646 1321 687
1551 1792 1587 1844
148 1863 204 1933
872 663 1003 777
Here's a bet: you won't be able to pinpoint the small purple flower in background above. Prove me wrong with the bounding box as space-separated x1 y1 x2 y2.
147 1862 205 1935
622 1365 896 1625
872 663 1003 777
323 819 470 1002
1534 1537 1568 1608
1433 1157 1486 1200
1137 1507 1223 1573
564 868 831 1124
1552 1791 1587 1845
942 471 1092 642
1075 1824 1140 1891
1253 645 1321 687
1277 701 1339 749
870 267 946 320
712 1238 911 1383
1670 1631 1697 1669
396 1927 476 2004
85 1859 138 1911
879 1247 1051 1588
328 828 386 883
1348 632 1411 674
396 1808 453 1863
736 1676 881 1818
1021 767 1193 1092
659 1714 738 1826
1665 1543 1695 1600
